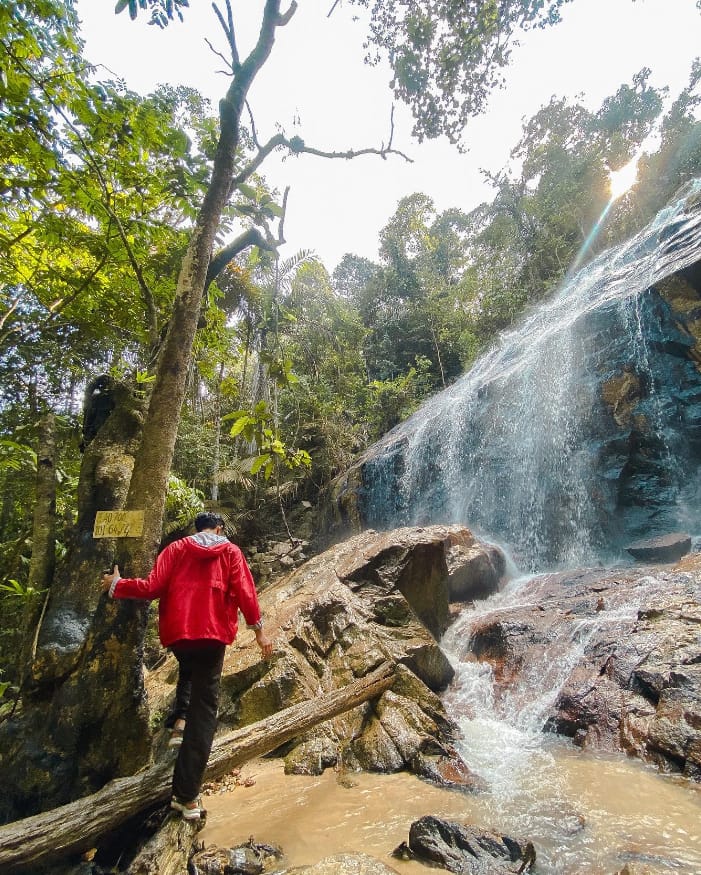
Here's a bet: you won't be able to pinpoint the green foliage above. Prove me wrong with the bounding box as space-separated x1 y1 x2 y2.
163 473 204 535
366 357 434 436
0 579 44 600
0 667 17 719
225 401 311 481
114 0 189 28
353 0 573 144
1 1 699 574
0 440 37 474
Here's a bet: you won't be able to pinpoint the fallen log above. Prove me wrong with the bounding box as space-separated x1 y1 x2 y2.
0 661 396 873
125 816 202 875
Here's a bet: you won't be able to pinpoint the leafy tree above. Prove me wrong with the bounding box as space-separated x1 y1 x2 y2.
626 60 701 233
4 0 699 820
336 194 472 392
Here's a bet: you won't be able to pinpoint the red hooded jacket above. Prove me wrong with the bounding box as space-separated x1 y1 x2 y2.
111 534 262 647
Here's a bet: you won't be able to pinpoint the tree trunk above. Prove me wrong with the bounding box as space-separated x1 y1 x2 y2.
18 413 57 677
0 383 152 822
126 818 203 875
122 1 290 577
0 662 396 873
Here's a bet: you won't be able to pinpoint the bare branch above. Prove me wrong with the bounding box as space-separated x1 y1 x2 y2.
245 100 262 149
278 1 298 26
284 135 412 163
327 0 342 16
204 37 234 74
231 133 287 190
205 227 272 289
206 184 290 291
230 114 411 197
225 0 236 57
212 0 239 68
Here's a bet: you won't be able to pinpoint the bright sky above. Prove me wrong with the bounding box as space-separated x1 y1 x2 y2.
76 0 701 272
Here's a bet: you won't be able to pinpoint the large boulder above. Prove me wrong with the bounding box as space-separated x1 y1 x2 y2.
626 532 692 563
147 525 506 785
399 815 535 874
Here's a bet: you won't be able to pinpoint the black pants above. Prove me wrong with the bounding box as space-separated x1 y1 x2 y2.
169 640 226 802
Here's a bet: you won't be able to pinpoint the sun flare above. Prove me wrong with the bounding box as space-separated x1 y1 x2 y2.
608 155 640 200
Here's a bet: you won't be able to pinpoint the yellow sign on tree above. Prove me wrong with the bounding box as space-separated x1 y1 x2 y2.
93 510 144 538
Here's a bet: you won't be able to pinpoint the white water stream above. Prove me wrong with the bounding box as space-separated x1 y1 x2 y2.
437 575 701 873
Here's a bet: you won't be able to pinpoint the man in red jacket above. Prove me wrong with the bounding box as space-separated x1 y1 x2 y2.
101 511 272 820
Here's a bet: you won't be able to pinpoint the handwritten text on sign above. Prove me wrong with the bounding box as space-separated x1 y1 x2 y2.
93 510 144 538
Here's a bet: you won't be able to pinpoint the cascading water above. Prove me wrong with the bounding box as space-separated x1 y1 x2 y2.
440 575 701 873
357 180 701 571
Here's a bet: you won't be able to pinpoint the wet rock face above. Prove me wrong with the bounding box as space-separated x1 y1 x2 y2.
190 840 282 874
461 562 701 779
149 525 505 786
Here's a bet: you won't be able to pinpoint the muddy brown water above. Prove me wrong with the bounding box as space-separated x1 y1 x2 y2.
201 750 701 874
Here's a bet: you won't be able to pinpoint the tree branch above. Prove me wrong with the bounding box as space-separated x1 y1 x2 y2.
230 115 411 195
204 36 234 74
277 2 298 26
212 0 239 70
205 227 271 289
230 133 287 190
245 100 262 149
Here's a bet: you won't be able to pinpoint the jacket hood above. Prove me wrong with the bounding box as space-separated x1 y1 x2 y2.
184 532 231 558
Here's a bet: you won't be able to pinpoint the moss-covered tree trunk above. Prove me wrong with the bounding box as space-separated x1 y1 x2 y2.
0 382 151 821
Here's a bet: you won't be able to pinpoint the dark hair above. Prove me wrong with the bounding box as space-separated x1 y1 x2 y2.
194 511 225 532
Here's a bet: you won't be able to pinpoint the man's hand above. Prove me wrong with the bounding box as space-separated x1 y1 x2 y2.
255 628 273 658
101 564 120 594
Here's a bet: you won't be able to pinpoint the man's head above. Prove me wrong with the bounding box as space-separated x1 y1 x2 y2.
194 511 226 533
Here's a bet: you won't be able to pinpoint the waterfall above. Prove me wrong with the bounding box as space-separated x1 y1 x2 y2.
358 180 701 571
